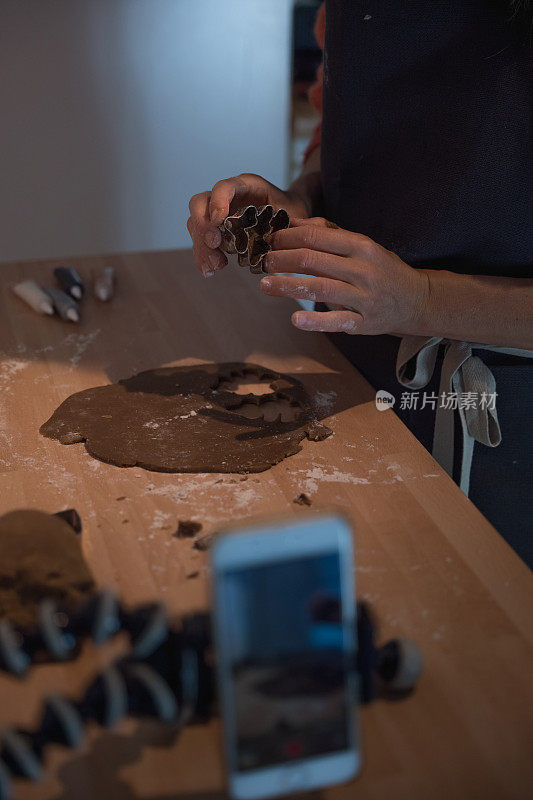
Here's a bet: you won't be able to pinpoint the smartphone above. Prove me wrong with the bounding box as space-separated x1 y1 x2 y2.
211 513 360 800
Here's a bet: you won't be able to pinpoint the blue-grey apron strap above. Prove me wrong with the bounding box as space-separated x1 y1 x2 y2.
455 353 501 494
453 345 533 494
396 335 443 389
396 334 464 486
396 338 533 498
431 340 473 488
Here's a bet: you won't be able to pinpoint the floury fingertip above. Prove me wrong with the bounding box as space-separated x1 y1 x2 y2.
210 207 226 226
292 311 310 329
205 230 221 249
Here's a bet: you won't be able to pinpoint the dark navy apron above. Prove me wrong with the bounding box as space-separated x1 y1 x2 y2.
319 0 533 566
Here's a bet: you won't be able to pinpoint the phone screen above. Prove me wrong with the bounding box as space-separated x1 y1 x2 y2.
220 551 353 772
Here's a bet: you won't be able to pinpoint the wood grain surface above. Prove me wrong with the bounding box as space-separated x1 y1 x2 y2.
0 249 532 800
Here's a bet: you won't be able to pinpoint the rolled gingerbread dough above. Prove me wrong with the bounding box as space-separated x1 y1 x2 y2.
40 363 331 473
0 509 94 628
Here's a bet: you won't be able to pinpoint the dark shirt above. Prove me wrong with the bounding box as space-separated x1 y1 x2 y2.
320 0 533 277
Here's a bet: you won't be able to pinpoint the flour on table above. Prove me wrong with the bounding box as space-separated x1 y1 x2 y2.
0 359 28 394
144 476 263 521
149 509 174 531
64 329 100 370
290 465 371 495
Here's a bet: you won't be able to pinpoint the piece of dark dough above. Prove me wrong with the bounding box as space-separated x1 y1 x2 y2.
52 508 82 533
193 533 216 552
39 363 332 474
173 520 203 539
0 509 94 629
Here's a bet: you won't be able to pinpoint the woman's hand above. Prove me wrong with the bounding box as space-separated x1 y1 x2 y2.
260 217 429 336
187 174 309 277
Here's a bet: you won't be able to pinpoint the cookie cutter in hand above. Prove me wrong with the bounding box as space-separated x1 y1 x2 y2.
219 205 290 274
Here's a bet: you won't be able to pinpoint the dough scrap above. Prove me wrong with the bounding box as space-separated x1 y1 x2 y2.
0 509 94 628
40 363 332 474
293 493 312 506
173 520 203 539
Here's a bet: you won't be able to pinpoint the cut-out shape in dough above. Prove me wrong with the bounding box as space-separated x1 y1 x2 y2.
39 363 332 474
218 371 275 396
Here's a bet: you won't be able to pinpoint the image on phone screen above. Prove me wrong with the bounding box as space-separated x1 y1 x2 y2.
221 551 353 772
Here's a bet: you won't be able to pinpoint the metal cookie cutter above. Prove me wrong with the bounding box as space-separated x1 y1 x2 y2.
219 205 290 274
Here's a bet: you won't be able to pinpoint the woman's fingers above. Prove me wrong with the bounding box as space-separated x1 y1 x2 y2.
192 244 227 277
291 309 363 334
187 214 226 277
272 222 366 257
188 192 221 246
191 243 224 277
263 247 363 285
208 178 246 226
187 191 229 275
260 274 360 308
208 174 270 226
289 215 339 230
188 192 222 251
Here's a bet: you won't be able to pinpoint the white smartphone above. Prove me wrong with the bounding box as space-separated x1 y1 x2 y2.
210 512 360 800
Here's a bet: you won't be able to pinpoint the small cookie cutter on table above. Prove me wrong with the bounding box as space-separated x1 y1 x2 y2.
219 205 289 274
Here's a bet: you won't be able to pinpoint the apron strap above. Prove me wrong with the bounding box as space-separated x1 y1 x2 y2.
396 335 443 389
396 336 533 496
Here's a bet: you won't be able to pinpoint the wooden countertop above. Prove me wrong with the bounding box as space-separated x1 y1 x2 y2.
0 249 532 800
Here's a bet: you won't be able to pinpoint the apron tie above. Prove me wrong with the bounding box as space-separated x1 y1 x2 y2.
396 336 533 496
